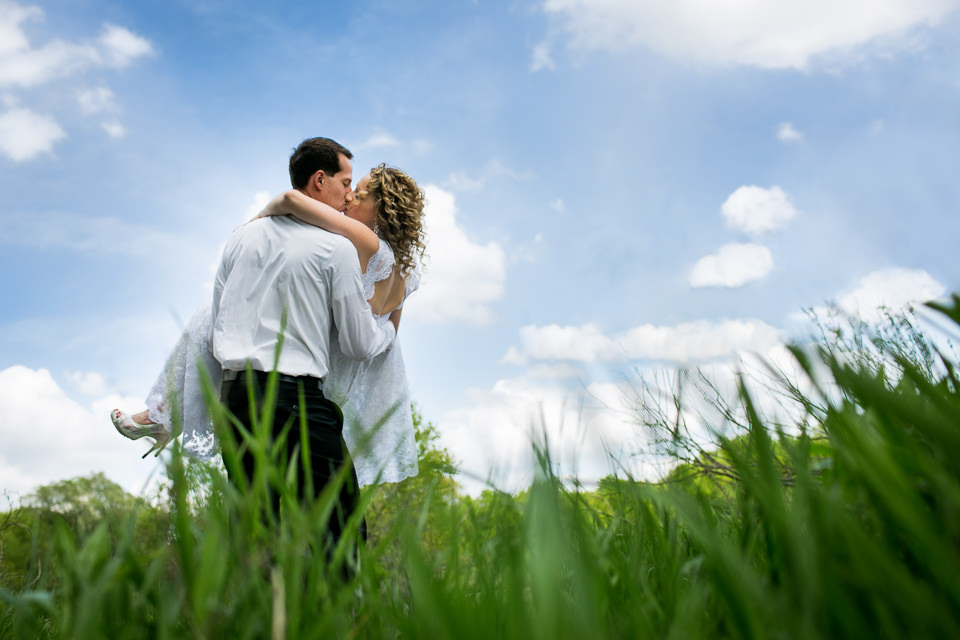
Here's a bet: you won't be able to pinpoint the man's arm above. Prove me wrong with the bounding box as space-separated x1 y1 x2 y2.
330 243 395 360
211 232 241 334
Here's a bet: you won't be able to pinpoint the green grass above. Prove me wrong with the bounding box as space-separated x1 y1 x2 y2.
3 299 960 638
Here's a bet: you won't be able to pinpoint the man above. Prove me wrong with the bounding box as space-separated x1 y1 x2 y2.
211 137 395 547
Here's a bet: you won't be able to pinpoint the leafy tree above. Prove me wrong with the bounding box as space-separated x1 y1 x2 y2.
0 474 171 593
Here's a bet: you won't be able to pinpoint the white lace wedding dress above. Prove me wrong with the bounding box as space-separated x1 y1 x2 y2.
144 238 419 486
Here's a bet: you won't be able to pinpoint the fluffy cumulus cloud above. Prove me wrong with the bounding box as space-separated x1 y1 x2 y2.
77 86 116 115
412 185 507 326
631 343 832 452
777 122 803 142
721 186 798 236
0 6 153 87
542 0 960 69
446 323 861 495
834 267 946 321
442 338 806 495
101 120 126 138
0 106 65 160
502 318 783 365
0 2 37 57
438 374 650 494
98 24 153 68
65 370 109 396
0 365 163 498
0 2 153 160
689 243 774 288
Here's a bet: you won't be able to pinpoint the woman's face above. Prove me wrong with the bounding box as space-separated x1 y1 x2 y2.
345 174 377 229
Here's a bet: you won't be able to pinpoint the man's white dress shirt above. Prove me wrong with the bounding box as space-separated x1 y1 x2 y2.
212 215 395 378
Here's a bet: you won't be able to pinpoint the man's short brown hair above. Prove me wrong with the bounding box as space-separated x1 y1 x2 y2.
289 137 353 188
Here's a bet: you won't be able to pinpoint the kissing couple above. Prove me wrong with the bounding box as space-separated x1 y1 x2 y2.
111 136 426 547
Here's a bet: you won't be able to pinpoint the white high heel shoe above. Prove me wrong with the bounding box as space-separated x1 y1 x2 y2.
110 409 174 459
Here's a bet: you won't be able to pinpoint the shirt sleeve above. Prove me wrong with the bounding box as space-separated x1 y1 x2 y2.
211 236 236 331
330 242 396 360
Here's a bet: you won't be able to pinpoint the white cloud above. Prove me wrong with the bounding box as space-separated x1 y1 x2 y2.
65 370 109 396
0 2 40 57
777 122 803 142
689 243 774 288
0 4 152 155
542 0 960 69
531 41 556 71
503 318 784 365
0 38 94 87
101 120 126 138
549 198 565 212
721 185 799 236
631 344 828 452
502 323 619 364
354 132 400 151
525 362 589 380
834 267 946 321
446 159 535 192
0 106 65 161
412 185 507 326
438 374 648 494
445 170 485 192
243 190 272 223
621 319 784 362
0 8 153 89
77 86 115 115
0 366 164 498
98 24 154 68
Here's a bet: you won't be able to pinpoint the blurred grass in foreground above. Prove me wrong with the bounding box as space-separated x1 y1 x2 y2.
2 297 960 638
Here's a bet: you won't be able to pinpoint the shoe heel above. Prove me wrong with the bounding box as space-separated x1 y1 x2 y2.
142 432 172 459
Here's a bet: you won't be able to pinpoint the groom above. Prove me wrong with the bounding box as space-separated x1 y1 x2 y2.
211 137 395 546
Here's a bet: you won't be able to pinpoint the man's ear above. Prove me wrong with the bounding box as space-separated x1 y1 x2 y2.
313 169 325 188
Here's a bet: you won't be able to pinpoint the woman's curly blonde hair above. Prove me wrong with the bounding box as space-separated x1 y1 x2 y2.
367 164 426 277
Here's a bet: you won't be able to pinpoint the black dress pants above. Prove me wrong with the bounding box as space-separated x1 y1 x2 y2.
222 369 365 549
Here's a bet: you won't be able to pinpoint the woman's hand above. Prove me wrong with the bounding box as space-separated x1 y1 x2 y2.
389 307 403 334
258 191 298 218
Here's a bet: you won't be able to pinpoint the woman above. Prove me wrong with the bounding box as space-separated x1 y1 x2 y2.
111 164 426 486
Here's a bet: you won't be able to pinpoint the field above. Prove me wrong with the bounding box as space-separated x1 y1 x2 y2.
2 300 960 639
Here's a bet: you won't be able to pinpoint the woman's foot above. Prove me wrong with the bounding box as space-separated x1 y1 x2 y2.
110 409 174 459
130 410 154 426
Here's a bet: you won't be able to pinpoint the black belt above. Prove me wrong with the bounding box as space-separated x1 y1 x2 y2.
225 369 323 391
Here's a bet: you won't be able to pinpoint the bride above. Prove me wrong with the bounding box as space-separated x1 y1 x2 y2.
111 163 426 487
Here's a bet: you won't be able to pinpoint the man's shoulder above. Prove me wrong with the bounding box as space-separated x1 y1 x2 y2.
281 216 349 243
275 219 356 269
226 217 268 243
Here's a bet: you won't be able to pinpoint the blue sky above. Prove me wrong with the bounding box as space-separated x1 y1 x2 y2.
1 0 958 497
